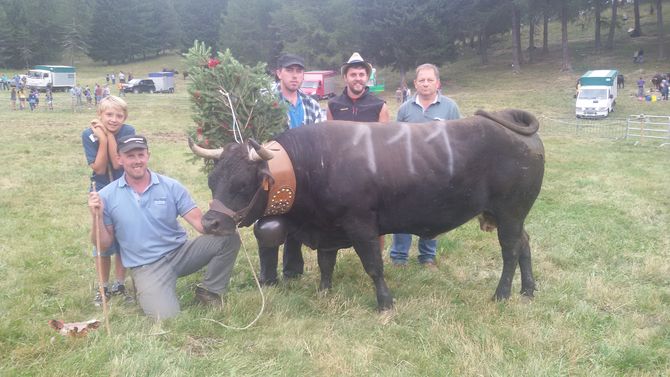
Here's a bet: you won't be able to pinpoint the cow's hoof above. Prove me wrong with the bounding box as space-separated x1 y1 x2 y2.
520 288 535 298
377 297 395 312
318 282 332 291
491 292 511 302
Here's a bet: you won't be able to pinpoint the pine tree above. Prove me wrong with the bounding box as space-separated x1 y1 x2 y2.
185 41 287 171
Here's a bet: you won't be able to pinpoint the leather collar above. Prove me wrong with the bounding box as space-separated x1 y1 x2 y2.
263 141 296 216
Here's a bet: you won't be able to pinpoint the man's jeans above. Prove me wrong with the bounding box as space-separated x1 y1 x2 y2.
131 234 240 320
389 233 437 264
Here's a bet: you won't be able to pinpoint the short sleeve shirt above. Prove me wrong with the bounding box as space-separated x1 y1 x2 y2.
82 124 136 190
99 171 197 267
397 94 461 123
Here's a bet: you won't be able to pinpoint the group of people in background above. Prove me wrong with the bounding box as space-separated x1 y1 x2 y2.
9 86 52 111
5 71 130 111
260 52 461 287
637 74 670 101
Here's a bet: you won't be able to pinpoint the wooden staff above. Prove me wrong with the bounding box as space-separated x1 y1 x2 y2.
92 181 111 335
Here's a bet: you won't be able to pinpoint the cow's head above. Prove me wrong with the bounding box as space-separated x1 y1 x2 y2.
189 138 274 235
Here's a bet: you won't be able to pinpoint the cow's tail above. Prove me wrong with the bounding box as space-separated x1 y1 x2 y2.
475 109 539 136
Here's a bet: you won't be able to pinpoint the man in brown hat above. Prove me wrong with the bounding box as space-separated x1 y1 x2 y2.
327 52 389 122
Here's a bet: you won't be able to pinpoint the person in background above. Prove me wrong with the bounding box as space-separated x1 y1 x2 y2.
257 53 324 286
637 77 645 98
84 85 93 109
10 87 17 110
82 96 136 306
18 88 26 110
389 63 461 270
88 135 240 319
327 52 389 122
326 52 389 252
94 83 102 105
45 87 53 110
27 89 37 111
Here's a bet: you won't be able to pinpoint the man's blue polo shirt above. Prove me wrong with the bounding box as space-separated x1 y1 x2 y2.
397 94 461 122
99 171 197 268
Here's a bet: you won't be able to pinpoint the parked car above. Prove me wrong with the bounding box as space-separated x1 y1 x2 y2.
123 79 155 94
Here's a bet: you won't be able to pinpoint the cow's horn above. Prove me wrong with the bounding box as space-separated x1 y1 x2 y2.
248 139 274 161
188 137 223 160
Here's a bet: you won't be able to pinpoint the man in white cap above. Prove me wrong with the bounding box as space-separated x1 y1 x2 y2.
327 52 389 122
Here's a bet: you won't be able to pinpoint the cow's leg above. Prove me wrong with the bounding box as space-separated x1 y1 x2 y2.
517 229 536 297
493 220 524 300
282 233 304 279
317 248 338 291
352 237 393 311
258 245 279 286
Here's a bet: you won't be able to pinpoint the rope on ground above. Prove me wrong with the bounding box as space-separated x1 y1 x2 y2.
201 228 265 330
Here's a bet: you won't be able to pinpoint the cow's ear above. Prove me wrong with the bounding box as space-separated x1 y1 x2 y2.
248 139 274 161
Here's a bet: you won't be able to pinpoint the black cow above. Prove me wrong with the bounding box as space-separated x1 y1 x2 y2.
189 109 545 310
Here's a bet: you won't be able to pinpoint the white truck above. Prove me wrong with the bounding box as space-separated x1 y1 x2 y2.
26 65 76 91
148 71 175 93
575 70 618 119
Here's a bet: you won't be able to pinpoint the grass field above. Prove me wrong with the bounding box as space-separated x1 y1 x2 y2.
1 6 670 376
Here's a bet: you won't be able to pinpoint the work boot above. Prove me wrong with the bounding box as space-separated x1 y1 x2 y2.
421 260 439 271
195 285 223 307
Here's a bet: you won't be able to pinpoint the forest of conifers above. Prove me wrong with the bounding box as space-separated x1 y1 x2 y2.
0 0 665 75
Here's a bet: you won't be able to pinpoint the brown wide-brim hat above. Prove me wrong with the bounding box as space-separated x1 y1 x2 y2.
341 52 372 76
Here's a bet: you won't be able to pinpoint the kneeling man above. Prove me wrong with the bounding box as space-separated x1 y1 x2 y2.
88 135 240 319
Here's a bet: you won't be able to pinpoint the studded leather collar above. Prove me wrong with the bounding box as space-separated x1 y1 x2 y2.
262 141 296 216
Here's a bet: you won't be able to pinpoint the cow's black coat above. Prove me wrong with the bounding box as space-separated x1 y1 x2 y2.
201 109 545 310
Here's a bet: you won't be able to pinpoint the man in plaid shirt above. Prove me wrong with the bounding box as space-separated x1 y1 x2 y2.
256 53 324 286
274 53 324 128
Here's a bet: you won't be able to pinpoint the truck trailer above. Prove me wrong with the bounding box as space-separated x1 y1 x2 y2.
148 71 175 93
575 69 618 119
301 70 336 100
26 65 76 91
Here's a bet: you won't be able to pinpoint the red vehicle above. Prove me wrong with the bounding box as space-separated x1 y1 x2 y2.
301 70 336 100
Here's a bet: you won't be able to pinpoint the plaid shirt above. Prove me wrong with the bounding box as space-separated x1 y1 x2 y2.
274 83 324 127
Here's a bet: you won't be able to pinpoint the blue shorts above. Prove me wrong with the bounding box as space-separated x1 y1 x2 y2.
92 239 120 257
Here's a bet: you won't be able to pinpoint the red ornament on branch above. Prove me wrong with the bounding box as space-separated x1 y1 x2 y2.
208 57 220 68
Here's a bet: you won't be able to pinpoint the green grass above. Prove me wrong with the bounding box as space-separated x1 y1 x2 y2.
1 8 670 376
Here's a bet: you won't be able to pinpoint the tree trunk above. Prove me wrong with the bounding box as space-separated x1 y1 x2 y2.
542 11 549 54
595 0 602 48
561 2 571 71
511 3 521 73
606 0 618 49
479 30 489 65
528 13 536 63
658 0 664 60
634 0 642 35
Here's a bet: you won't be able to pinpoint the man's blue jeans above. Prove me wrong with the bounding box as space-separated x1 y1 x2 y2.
389 234 437 264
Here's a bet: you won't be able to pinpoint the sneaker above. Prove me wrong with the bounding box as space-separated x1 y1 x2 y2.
111 282 136 304
195 285 222 307
110 282 126 296
93 287 111 307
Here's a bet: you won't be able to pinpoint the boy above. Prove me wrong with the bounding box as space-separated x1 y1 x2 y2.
81 96 135 306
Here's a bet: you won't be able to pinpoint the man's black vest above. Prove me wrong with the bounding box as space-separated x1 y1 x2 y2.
328 87 385 122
